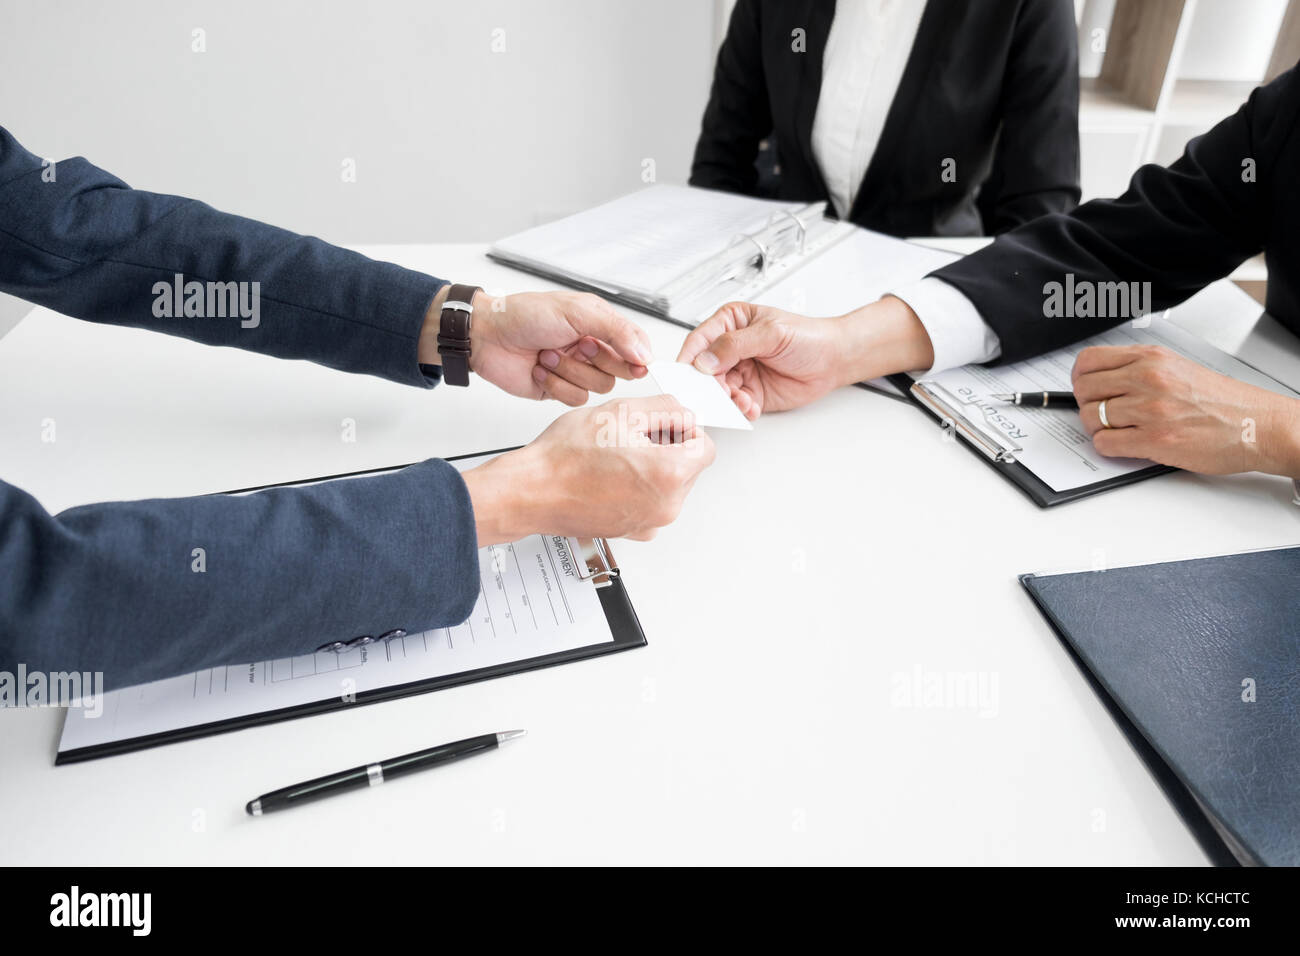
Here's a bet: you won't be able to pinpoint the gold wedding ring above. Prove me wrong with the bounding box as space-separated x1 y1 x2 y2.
1098 399 1112 429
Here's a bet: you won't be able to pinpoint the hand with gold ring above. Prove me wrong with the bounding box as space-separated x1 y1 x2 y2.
1071 343 1300 476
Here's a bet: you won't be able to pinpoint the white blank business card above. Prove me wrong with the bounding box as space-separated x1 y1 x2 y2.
647 361 753 430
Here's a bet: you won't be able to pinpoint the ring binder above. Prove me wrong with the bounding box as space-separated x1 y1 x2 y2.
770 208 808 255
486 186 856 326
731 232 770 277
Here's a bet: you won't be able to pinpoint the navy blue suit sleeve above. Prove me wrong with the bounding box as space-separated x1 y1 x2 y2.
0 127 483 689
1 462 480 691
0 126 443 387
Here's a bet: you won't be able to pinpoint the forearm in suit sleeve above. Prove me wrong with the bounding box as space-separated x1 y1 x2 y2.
933 67 1293 365
0 461 480 691
0 126 442 387
975 0 1081 233
688 0 772 194
0 127 483 689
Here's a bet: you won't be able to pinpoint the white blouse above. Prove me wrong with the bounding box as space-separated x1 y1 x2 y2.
810 0 927 219
810 0 1003 372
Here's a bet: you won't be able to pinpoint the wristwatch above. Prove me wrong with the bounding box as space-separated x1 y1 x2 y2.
436 283 482 386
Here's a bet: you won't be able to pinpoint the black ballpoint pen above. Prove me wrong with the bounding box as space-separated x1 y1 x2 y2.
245 730 527 816
991 390 1079 409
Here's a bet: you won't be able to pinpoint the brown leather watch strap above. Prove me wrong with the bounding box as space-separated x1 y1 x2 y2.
436 283 480 386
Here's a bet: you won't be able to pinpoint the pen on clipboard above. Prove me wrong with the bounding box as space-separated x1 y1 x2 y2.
245 730 526 816
992 391 1080 409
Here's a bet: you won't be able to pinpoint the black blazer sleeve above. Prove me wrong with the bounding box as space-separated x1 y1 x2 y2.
688 0 773 195
975 0 1081 232
933 67 1296 365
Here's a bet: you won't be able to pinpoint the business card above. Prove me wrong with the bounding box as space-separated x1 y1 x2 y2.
647 360 753 430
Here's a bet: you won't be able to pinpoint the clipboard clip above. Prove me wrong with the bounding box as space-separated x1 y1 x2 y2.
570 537 621 588
911 380 1023 464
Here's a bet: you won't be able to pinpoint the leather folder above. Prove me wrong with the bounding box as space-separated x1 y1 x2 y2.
1021 545 1300 865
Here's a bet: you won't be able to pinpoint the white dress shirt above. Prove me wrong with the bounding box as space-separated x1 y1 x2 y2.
811 0 1002 373
891 276 1002 371
811 0 925 220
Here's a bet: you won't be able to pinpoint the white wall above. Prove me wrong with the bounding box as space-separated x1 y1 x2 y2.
1179 0 1288 80
1076 0 1112 77
0 0 716 246
0 0 720 337
1 0 1288 340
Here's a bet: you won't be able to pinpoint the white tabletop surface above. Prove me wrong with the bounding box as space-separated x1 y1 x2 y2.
2 242 1298 865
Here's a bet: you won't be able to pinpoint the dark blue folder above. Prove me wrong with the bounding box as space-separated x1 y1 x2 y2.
1021 546 1300 866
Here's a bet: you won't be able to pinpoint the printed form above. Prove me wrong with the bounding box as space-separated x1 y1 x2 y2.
920 320 1300 492
59 456 614 754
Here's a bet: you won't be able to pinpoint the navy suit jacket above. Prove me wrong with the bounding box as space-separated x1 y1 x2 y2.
0 127 480 690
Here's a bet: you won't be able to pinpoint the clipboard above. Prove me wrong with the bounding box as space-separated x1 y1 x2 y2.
55 450 647 764
886 373 1173 508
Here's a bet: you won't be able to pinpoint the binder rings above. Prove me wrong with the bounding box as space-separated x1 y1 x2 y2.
1021 546 1300 866
56 451 647 764
487 184 854 327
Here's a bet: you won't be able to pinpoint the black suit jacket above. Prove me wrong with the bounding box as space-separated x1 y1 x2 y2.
933 65 1300 365
690 0 1081 237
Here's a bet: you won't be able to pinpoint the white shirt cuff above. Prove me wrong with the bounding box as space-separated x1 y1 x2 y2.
890 277 1002 374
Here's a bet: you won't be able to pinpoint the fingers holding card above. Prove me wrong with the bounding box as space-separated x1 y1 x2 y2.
647 361 753 430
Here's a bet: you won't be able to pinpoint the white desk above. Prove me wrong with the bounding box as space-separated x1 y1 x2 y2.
2 243 1297 865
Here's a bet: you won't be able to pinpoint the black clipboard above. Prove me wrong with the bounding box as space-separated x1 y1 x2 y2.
886 373 1173 508
55 450 647 764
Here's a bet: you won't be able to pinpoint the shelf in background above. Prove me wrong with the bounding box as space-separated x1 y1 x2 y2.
1163 78 1258 126
1079 76 1157 127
